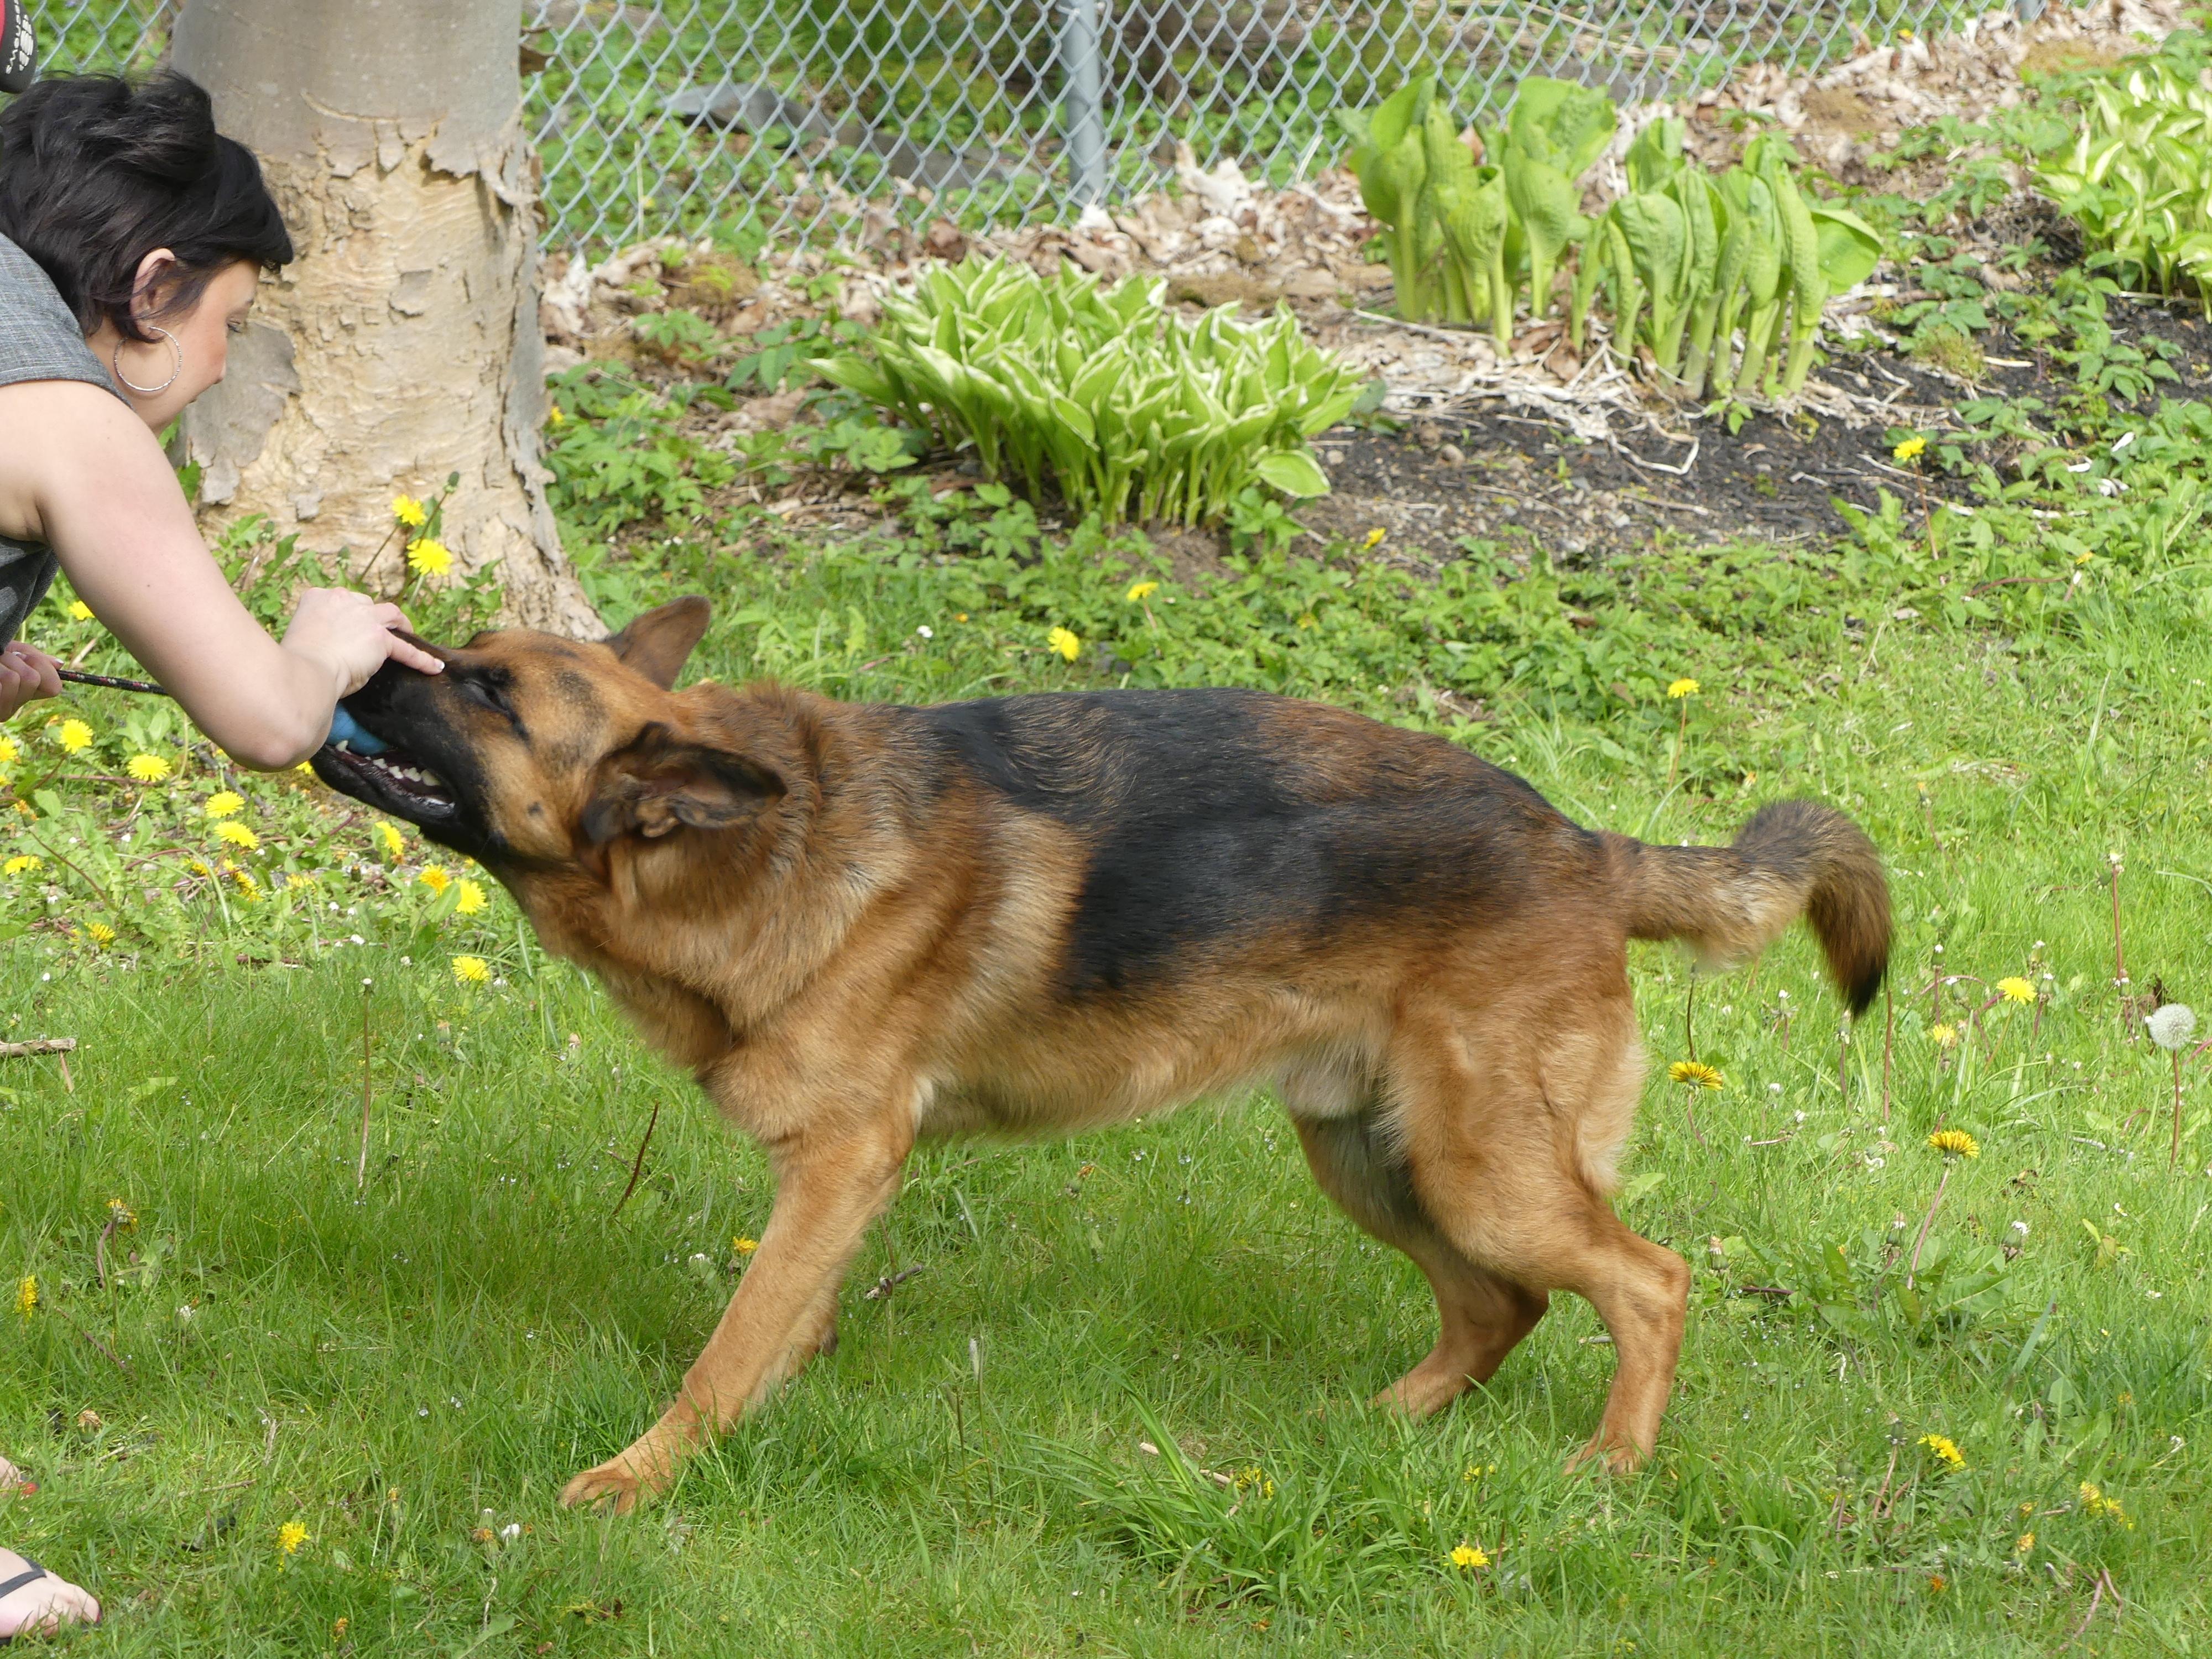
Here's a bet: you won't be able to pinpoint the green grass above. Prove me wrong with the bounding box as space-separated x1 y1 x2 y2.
6 499 2212 1653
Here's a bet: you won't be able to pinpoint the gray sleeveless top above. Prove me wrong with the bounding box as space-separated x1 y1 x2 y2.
0 231 127 640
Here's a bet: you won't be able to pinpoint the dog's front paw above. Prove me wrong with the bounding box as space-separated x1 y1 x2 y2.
1564 1433 1648 1477
560 1450 669 1515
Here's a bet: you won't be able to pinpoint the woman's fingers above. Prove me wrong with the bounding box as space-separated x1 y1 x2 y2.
366 603 443 676
0 642 58 719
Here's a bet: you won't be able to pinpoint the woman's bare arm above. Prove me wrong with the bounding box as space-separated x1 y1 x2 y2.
0 378 440 767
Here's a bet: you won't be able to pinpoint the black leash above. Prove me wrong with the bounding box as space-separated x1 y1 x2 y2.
58 667 171 697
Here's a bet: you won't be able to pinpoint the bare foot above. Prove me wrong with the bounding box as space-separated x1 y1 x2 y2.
0 1547 100 1640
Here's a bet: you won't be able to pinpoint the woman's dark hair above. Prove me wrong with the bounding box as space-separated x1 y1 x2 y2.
0 71 291 341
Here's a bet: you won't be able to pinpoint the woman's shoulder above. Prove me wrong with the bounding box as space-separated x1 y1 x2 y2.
0 232 116 398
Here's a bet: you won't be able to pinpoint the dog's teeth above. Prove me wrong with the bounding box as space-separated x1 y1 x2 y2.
336 739 353 753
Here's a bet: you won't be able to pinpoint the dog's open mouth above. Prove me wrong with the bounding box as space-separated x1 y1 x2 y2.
321 737 458 818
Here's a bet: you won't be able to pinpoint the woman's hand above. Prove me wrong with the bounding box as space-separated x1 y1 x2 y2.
1 381 451 769
281 588 445 697
0 640 61 722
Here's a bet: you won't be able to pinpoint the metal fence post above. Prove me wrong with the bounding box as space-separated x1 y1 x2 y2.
1059 0 1107 209
2016 0 2046 20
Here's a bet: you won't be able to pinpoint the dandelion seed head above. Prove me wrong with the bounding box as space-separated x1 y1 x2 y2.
2146 1002 2197 1051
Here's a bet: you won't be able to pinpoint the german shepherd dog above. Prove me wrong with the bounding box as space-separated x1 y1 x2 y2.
314 598 1890 1512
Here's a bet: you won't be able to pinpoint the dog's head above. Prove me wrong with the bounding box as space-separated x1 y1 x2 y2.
312 597 787 873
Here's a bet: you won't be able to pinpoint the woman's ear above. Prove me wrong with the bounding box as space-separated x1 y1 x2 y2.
130 248 180 320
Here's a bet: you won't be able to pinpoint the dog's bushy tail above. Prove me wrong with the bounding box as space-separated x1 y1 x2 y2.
1606 800 1890 1015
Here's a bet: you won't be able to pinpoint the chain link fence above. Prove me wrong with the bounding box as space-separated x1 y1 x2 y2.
34 0 2001 258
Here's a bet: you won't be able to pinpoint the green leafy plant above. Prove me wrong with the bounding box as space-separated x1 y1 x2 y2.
1345 74 1612 341
2036 58 2212 312
811 257 1362 528
1344 77 1876 398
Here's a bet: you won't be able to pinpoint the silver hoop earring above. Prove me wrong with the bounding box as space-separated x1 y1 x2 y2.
112 326 182 397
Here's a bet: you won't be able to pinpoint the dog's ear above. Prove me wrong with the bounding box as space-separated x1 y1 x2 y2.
605 597 712 690
581 722 784 847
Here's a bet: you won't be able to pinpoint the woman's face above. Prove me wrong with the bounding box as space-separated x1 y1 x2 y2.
102 255 264 433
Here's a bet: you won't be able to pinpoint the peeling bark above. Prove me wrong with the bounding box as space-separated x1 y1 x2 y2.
170 0 599 635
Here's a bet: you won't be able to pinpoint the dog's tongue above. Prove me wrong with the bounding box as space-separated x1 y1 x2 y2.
327 705 387 755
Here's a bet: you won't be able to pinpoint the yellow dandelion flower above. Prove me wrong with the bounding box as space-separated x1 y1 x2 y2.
1668 1059 1725 1090
1929 1022 1959 1048
2079 1483 2131 1526
451 955 491 985
1125 580 1159 602
377 822 405 860
1892 434 1927 463
1449 1543 1489 1569
392 494 427 528
126 753 172 782
204 791 243 819
1927 1129 1980 1159
418 865 452 895
285 873 317 890
86 922 116 948
2016 1532 2034 1554
406 537 453 578
455 879 487 915
732 1236 759 1256
0 737 16 765
1666 678 1699 700
3 854 41 875
105 1197 135 1231
15 1275 35 1317
1996 976 2035 1004
547 404 566 426
1919 1433 1965 1470
276 1520 310 1556
1047 626 1081 662
67 599 95 622
1363 527 1387 549
229 868 261 901
56 718 93 754
186 858 212 878
215 822 260 851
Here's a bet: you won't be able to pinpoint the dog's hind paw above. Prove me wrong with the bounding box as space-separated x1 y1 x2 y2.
560 1453 668 1515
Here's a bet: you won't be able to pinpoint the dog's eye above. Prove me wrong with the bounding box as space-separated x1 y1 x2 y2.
461 677 515 721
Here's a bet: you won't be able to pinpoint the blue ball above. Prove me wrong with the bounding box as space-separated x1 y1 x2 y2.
327 705 387 755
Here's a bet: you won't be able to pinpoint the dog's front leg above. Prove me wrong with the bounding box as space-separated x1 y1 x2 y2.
560 1110 914 1513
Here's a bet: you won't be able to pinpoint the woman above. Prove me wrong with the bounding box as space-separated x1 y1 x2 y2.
0 72 442 1638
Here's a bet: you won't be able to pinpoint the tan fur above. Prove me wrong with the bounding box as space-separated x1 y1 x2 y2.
326 604 1891 1511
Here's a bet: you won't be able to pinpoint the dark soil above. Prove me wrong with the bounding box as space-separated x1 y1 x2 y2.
1298 296 2212 567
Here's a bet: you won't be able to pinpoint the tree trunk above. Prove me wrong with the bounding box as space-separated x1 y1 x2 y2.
169 0 599 635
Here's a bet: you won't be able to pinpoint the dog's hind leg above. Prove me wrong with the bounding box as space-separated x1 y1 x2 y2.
1387 992 1690 1474
560 1109 914 1514
1292 1112 1548 1420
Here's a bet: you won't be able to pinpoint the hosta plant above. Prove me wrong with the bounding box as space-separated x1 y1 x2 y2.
812 258 1363 528
2036 59 2212 312
1344 72 1615 343
1592 127 1881 399
1342 78 1880 400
